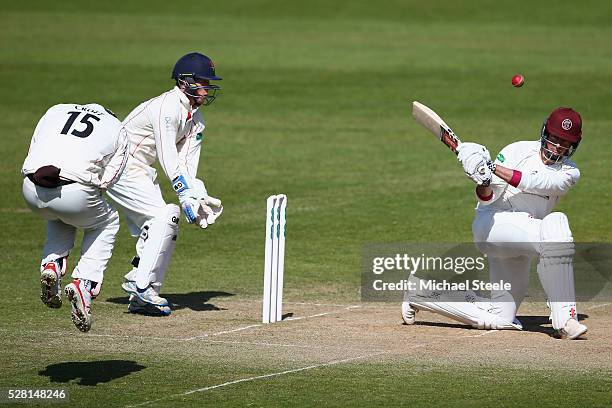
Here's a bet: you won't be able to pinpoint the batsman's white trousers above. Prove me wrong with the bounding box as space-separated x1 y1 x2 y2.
472 210 577 329
472 210 541 323
22 178 119 283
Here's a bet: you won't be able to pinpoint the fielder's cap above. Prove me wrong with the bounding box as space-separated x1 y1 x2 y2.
546 107 582 143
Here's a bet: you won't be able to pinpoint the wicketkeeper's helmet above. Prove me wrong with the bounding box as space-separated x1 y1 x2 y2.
172 52 222 105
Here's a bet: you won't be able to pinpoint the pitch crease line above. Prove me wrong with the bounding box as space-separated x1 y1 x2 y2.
183 324 262 341
285 305 362 321
466 330 500 338
585 303 609 311
126 352 388 407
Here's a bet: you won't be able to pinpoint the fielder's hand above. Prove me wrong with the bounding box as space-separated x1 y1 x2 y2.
196 196 223 229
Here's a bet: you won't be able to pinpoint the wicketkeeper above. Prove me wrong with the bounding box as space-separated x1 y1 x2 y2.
402 107 587 339
22 103 128 332
106 52 223 316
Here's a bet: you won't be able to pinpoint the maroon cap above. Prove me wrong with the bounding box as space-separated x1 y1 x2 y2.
545 107 582 143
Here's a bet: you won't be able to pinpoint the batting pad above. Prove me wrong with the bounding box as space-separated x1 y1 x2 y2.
407 276 521 330
538 212 577 330
409 299 522 330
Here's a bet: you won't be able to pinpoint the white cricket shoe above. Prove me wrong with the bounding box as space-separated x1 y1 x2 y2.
555 318 588 340
128 295 171 316
401 301 417 325
40 261 64 308
64 279 93 332
121 280 169 307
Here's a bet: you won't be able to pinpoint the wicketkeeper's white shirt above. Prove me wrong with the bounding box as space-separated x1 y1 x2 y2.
122 86 205 183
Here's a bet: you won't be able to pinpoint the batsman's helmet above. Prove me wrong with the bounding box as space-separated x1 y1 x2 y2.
540 107 582 164
172 52 222 105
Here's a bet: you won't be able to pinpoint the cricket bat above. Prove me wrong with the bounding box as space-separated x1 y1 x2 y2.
411 101 462 155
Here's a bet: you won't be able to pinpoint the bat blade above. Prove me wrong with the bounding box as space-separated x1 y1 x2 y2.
412 101 461 155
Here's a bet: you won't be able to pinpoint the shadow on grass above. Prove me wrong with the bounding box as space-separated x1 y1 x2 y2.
105 291 235 312
39 360 145 386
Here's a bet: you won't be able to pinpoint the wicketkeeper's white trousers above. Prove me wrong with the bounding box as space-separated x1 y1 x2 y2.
106 162 167 236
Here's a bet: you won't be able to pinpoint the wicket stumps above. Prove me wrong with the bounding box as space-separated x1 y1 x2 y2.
263 194 287 323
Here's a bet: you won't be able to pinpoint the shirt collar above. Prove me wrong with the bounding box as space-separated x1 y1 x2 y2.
173 86 199 114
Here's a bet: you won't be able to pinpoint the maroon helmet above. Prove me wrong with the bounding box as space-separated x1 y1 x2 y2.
540 107 582 163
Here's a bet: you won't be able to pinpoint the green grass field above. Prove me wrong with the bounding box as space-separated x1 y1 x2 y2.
1 1 612 407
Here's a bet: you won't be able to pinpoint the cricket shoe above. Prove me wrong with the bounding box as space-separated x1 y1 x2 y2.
554 318 587 340
121 280 169 307
128 295 171 316
40 260 66 308
401 301 418 325
401 275 438 325
64 279 93 332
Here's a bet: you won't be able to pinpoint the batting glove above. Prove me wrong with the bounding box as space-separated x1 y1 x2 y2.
457 142 491 164
462 155 492 186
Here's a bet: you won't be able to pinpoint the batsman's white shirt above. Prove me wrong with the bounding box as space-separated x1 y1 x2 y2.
476 140 580 220
22 103 128 189
107 87 205 234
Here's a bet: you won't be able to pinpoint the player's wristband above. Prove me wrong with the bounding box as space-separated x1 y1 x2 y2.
487 160 497 173
172 175 190 195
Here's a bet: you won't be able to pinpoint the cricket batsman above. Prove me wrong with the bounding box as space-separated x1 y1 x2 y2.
402 107 587 339
106 52 223 316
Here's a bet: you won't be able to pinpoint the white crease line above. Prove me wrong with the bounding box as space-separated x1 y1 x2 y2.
183 324 262 341
585 303 610 311
285 305 362 321
465 330 500 338
206 339 375 353
126 351 388 408
0 328 171 342
284 301 362 307
2 305 362 342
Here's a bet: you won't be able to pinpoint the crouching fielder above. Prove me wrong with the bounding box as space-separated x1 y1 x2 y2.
22 103 128 332
106 52 223 316
402 107 587 339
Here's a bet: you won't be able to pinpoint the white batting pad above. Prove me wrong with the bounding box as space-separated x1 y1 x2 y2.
537 212 577 330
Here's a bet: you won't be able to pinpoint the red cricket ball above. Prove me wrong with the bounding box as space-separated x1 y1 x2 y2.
512 74 525 87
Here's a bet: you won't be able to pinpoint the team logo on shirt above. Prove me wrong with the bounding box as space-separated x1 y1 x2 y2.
496 153 505 163
561 119 572 130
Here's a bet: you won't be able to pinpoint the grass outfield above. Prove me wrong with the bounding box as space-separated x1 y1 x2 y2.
1 1 612 407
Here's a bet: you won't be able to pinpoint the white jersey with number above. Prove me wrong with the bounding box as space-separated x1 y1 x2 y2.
122 86 205 183
22 103 129 189
476 140 580 219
